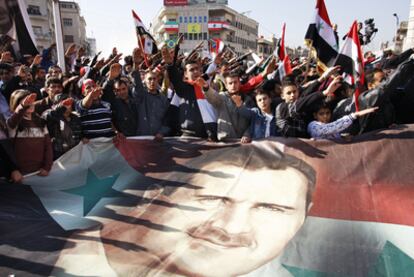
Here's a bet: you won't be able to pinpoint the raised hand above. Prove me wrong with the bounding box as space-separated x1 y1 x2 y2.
323 76 343 97
90 86 103 99
0 51 13 63
195 77 209 89
77 46 86 59
65 43 77 58
109 63 122 80
240 136 252 144
161 45 173 65
320 65 341 82
31 54 42 66
61 98 74 109
353 107 379 118
21 93 37 107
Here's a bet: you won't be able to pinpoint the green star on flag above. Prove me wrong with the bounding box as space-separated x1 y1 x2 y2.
63 169 124 216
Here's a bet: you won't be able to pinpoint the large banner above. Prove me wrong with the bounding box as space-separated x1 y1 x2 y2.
1 125 414 276
0 0 38 56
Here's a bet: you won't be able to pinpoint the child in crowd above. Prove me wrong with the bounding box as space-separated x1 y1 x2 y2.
308 103 379 140
245 89 279 141
42 95 82 159
7 90 53 175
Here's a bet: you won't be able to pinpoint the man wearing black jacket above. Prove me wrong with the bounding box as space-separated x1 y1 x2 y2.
162 46 217 140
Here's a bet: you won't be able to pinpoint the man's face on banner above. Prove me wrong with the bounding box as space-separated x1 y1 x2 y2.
105 162 309 276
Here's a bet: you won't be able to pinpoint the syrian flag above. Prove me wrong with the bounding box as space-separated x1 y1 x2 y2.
0 0 38 57
305 0 338 71
132 9 158 55
2 129 414 276
334 21 365 111
209 38 225 59
275 23 292 80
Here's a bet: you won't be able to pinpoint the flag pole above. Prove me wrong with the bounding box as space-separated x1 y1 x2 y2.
52 0 66 73
303 41 314 83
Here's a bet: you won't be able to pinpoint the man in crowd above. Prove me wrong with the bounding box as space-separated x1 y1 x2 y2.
162 45 218 140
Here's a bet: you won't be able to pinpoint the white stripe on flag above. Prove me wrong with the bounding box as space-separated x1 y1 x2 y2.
197 99 217 124
315 11 338 51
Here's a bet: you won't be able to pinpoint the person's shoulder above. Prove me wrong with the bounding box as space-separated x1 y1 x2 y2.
100 100 111 109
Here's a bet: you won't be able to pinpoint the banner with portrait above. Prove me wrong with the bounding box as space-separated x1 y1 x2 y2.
0 125 414 276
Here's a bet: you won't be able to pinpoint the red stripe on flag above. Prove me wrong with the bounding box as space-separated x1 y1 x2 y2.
316 0 333 27
310 182 414 227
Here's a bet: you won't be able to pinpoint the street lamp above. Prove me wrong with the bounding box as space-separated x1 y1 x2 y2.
393 13 400 28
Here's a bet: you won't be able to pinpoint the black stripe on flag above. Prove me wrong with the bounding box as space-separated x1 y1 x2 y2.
0 181 72 276
305 23 338 68
334 53 354 76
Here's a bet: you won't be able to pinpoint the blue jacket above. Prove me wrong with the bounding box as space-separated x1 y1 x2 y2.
248 108 279 139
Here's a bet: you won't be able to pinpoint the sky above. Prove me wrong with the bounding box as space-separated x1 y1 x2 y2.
75 0 412 57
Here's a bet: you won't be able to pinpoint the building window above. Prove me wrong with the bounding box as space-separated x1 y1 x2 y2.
32 26 42 36
27 5 41 15
179 16 183 23
194 16 197 23
64 35 74 43
204 16 208 23
189 16 192 23
189 33 193 40
199 16 202 23
203 32 208 40
198 33 203 40
184 33 188 40
60 3 75 9
62 18 73 26
184 17 187 23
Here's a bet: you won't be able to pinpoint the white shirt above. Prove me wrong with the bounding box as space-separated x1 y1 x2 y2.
264 113 274 138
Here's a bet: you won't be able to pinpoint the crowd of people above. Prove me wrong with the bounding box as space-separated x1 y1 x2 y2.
1 36 414 184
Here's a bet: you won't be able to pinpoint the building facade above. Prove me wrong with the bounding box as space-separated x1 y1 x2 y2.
24 0 91 54
256 36 276 58
404 0 414 51
59 1 87 50
151 1 258 56
395 21 408 54
25 0 54 52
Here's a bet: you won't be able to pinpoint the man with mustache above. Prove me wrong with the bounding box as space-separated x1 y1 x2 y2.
96 143 316 276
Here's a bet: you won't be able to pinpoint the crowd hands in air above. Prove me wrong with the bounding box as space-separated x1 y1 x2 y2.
1 34 414 184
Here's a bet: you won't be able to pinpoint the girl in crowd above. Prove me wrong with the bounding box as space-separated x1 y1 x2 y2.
7 90 53 176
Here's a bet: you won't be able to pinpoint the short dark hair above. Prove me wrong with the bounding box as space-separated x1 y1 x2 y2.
114 79 129 88
184 59 199 67
0 63 13 71
161 144 316 209
223 71 240 79
254 88 271 99
314 101 332 114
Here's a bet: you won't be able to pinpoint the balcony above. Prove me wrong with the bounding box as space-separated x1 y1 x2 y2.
27 9 48 21
34 32 52 41
156 21 179 33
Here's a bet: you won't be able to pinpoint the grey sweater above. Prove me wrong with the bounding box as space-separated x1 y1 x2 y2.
203 88 251 141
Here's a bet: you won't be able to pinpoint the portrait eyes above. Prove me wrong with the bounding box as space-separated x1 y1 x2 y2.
196 196 227 207
255 204 286 213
